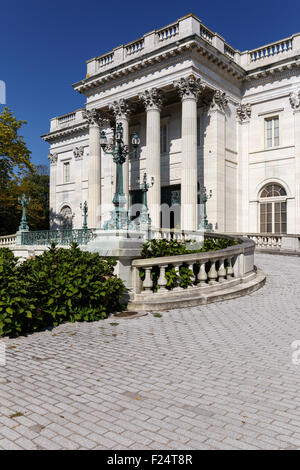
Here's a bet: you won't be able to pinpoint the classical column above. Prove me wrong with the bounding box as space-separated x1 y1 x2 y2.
174 75 203 231
73 146 84 228
203 90 228 232
109 99 132 210
139 88 163 228
48 152 58 229
290 91 300 233
83 109 107 228
236 103 251 232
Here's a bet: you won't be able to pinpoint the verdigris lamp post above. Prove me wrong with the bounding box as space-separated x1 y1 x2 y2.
101 122 140 230
18 193 30 231
198 186 213 231
16 193 30 245
137 172 154 226
80 201 88 230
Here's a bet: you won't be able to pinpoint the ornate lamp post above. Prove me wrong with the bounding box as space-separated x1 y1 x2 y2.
198 186 213 231
80 201 88 230
136 173 154 225
18 193 30 231
101 122 140 230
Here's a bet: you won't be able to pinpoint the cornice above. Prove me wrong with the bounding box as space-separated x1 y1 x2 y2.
73 35 246 95
41 122 89 142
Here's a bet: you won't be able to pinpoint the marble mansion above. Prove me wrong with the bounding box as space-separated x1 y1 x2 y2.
42 14 300 234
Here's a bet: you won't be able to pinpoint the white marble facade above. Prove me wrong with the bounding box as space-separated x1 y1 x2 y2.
42 14 300 234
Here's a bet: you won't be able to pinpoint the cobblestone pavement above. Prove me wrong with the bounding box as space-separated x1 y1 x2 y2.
1 253 300 450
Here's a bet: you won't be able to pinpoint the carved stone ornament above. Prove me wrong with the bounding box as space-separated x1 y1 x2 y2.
73 146 84 160
109 98 133 119
139 88 164 111
289 90 300 109
173 74 204 100
82 108 109 126
210 90 228 112
236 103 252 122
48 152 58 165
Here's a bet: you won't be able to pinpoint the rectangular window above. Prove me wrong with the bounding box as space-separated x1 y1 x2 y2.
63 162 70 183
160 124 168 154
265 117 279 148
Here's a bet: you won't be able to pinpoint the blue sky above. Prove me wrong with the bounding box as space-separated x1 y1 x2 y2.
1 0 299 167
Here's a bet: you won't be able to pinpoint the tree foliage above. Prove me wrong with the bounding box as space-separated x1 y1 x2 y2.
0 108 49 235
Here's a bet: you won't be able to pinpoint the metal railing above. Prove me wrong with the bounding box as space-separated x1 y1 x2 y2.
20 229 95 246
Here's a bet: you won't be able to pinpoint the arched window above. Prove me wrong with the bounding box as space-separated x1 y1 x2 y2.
59 205 73 229
259 183 287 234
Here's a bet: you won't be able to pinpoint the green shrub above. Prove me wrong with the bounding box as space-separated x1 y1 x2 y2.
140 237 238 291
0 247 35 337
0 243 126 337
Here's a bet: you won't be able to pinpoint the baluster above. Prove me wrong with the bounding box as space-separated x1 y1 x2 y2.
158 265 168 291
208 261 218 285
188 263 195 288
174 263 181 289
218 258 226 283
197 261 208 287
226 258 234 278
143 267 153 291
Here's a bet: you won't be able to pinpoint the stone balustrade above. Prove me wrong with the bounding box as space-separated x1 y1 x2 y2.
157 23 179 42
0 234 16 247
49 108 85 132
226 232 300 253
129 234 264 311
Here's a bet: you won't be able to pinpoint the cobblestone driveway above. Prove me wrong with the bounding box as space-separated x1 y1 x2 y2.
1 253 300 450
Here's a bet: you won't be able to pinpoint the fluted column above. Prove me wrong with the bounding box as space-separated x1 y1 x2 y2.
237 103 251 232
139 88 163 229
109 99 132 210
290 91 300 233
204 90 228 232
83 109 107 228
48 152 58 229
174 75 203 231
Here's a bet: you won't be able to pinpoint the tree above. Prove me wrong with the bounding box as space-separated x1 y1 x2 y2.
0 107 32 186
0 108 49 235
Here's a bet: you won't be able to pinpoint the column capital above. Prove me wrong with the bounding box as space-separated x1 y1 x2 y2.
210 90 228 112
236 103 252 122
173 74 204 101
109 98 133 119
82 108 109 127
290 90 300 110
139 88 164 111
48 152 58 165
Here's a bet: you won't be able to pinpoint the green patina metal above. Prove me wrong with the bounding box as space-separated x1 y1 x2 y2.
80 201 88 230
198 186 213 231
136 172 154 225
18 193 30 231
21 228 95 246
101 122 140 230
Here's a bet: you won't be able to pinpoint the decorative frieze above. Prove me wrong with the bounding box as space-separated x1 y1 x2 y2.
73 146 84 160
173 74 204 100
289 90 300 109
210 90 228 112
109 99 133 119
139 88 164 111
48 153 58 165
236 103 252 122
82 108 109 126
